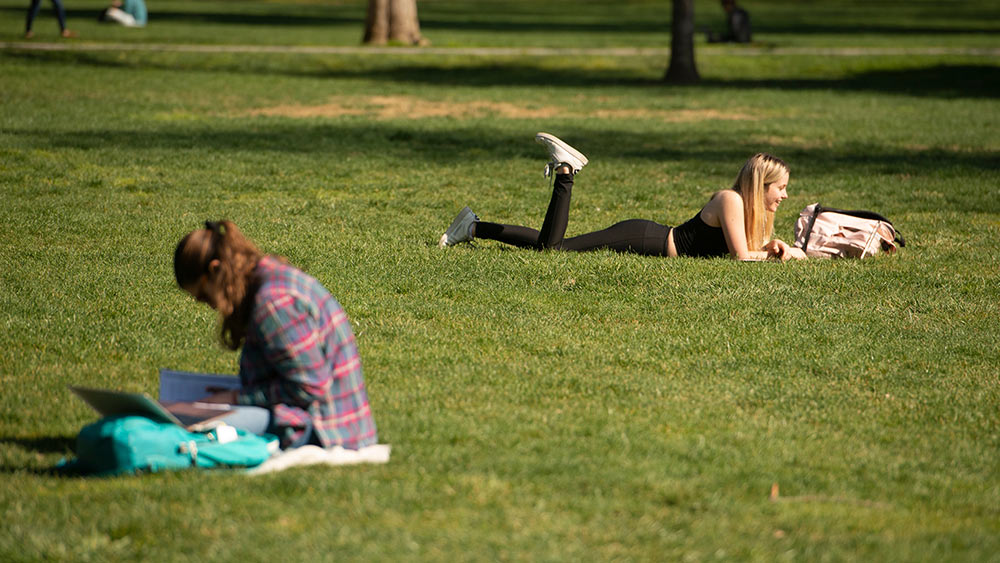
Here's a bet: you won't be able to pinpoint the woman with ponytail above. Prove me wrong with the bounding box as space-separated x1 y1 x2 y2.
441 133 807 261
174 221 376 449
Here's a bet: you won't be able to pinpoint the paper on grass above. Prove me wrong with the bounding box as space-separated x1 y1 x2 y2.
246 444 391 475
159 369 241 402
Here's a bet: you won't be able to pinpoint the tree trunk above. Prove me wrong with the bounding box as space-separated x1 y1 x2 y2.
363 0 427 46
664 0 699 84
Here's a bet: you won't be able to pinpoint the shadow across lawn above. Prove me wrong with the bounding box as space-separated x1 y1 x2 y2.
417 18 996 37
3 121 996 177
317 63 1000 100
748 22 998 36
304 62 999 100
702 64 1000 100
5 49 997 99
1 48 653 86
6 120 995 212
704 64 1000 100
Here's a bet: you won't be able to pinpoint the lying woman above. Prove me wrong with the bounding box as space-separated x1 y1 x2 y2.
174 221 377 449
440 133 807 261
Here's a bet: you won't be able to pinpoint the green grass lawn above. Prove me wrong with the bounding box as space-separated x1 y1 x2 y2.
2 0 999 560
3 0 999 47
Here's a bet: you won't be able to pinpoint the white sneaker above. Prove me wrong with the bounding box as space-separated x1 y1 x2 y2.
104 6 137 26
439 206 478 247
535 132 588 177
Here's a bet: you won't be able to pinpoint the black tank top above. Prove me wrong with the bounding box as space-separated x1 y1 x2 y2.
672 210 730 257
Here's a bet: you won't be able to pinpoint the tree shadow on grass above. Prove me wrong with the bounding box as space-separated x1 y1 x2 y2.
700 64 1000 100
5 49 997 99
3 122 996 179
8 121 996 212
1 49 651 87
308 62 999 99
750 23 999 36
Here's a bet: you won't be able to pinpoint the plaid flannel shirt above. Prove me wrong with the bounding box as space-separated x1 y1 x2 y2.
237 256 377 449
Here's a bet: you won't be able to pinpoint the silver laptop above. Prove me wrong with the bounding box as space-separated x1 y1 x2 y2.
68 385 232 430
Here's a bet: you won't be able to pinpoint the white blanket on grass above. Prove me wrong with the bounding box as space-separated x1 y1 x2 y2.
246 444 391 475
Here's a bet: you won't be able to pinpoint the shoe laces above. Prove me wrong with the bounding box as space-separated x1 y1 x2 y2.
543 162 574 178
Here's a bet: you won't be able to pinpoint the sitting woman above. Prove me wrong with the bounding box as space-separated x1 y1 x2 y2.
174 221 377 449
440 133 807 261
99 0 147 27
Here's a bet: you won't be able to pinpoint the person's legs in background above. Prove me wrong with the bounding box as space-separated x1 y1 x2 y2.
25 0 73 38
24 0 43 37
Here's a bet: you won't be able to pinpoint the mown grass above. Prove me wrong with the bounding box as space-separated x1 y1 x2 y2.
3 0 999 48
2 0 999 560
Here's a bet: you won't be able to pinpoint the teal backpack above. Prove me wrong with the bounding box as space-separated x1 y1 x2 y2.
59 415 278 476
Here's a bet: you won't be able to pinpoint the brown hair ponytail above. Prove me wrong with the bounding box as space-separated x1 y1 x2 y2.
174 220 263 350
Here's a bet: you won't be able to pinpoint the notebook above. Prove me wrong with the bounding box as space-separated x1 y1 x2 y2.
68 385 234 431
157 369 240 403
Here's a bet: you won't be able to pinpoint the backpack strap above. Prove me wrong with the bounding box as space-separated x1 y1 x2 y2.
801 204 823 253
814 205 894 225
892 229 906 248
178 440 200 466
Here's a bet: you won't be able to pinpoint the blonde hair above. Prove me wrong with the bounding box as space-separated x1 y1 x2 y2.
731 153 789 250
174 220 263 350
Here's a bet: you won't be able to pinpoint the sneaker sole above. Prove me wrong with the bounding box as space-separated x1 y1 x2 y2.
535 132 589 167
440 206 475 247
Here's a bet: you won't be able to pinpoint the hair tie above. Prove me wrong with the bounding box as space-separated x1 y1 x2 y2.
203 221 223 271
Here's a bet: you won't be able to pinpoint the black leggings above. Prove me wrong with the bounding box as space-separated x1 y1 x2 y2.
472 173 672 256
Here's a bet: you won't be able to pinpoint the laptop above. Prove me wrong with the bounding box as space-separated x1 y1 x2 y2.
68 385 233 431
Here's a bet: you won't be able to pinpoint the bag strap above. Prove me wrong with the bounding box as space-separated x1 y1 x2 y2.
178 440 199 465
801 204 823 253
813 204 894 225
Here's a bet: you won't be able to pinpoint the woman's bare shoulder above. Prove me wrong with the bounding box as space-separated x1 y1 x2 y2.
711 189 743 205
702 190 743 224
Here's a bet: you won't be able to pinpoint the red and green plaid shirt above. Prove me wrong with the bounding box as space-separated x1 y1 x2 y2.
236 256 377 449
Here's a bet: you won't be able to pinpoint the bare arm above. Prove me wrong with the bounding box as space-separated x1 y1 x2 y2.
706 191 770 260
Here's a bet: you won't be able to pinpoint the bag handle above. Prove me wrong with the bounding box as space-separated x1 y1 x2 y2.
801 204 823 253
814 204 894 225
